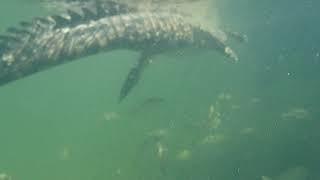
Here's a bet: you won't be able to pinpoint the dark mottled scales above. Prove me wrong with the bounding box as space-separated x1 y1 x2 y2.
0 3 238 100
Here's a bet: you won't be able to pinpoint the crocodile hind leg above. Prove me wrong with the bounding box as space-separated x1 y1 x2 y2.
119 52 153 102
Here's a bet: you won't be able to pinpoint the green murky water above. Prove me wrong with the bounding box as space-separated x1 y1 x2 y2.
0 0 319 180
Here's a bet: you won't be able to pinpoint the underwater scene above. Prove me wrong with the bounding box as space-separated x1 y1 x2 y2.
0 0 319 180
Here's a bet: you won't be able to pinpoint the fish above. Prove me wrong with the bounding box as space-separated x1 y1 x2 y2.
0 0 239 101
128 97 165 114
140 97 165 106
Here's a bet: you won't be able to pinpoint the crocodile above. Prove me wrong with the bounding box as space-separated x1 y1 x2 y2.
0 1 238 101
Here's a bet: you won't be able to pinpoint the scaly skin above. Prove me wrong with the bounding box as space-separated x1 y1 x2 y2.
0 7 238 99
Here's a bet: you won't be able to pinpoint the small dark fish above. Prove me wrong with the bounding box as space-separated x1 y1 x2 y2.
140 97 166 107
127 97 166 115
